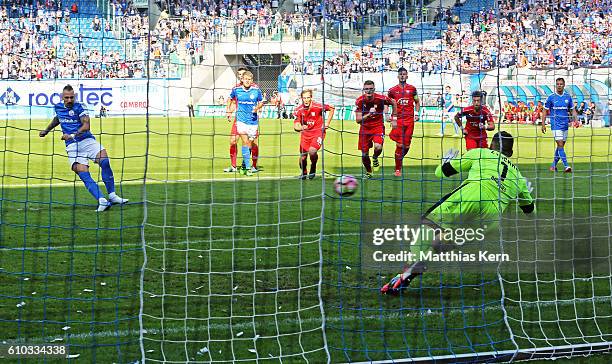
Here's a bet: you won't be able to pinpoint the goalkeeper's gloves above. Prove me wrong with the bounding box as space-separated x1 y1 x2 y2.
442 148 459 164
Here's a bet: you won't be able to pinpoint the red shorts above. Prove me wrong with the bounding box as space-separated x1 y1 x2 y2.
300 133 324 151
231 121 259 138
358 125 385 152
389 123 415 147
465 137 488 150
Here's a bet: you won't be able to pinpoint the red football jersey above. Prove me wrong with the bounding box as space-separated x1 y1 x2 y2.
387 83 418 125
355 93 394 128
458 105 494 139
294 102 332 137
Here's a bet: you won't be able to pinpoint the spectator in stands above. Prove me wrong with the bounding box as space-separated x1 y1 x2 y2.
70 2 78 13
92 16 101 32
532 101 544 125
271 91 288 119
585 102 596 125
576 101 587 125
503 102 514 123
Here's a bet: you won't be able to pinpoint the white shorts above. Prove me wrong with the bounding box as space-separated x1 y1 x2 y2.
552 129 568 141
236 122 258 140
65 138 105 167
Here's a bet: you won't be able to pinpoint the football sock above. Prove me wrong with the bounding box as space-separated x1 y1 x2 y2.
552 147 560 167
230 144 237 168
362 154 372 173
99 158 115 194
558 147 569 167
242 146 251 170
309 153 318 174
78 171 103 200
251 143 259 168
394 146 409 170
299 154 308 174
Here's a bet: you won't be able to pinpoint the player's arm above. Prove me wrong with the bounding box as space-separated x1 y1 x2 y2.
293 110 303 132
454 110 465 134
541 97 551 133
226 89 236 121
62 114 91 141
414 93 420 121
540 107 548 132
453 110 462 126
253 100 265 113
324 104 335 129
485 108 495 131
385 96 397 118
355 99 367 124
434 148 476 178
355 109 365 124
39 116 59 137
71 114 90 140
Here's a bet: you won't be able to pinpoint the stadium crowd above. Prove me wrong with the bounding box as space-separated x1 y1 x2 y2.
292 0 612 75
1 0 611 80
501 100 597 125
0 0 155 79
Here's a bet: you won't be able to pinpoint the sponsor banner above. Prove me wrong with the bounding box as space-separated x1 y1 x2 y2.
196 104 445 123
0 79 188 119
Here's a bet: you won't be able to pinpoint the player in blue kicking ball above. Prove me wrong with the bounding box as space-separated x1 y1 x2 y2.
39 84 128 212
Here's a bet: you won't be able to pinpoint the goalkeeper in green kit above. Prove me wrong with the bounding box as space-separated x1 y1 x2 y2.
381 131 535 295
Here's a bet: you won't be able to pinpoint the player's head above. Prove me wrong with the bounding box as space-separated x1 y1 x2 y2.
237 67 249 82
301 89 313 107
445 85 451 92
471 90 484 110
62 84 75 108
363 80 375 98
397 67 408 83
242 71 254 88
490 131 514 157
472 91 483 109
555 78 565 94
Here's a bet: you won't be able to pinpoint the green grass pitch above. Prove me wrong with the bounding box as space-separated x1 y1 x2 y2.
1 116 612 363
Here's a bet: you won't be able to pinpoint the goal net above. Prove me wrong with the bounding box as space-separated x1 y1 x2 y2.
1 0 612 362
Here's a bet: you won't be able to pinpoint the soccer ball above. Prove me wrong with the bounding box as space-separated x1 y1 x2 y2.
334 175 358 196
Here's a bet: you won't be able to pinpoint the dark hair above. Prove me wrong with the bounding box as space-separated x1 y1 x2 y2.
363 80 375 86
237 66 249 72
397 67 408 73
555 77 565 83
471 90 484 98
63 84 74 92
491 131 514 157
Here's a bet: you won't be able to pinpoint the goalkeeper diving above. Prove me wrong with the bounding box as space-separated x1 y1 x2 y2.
381 131 535 295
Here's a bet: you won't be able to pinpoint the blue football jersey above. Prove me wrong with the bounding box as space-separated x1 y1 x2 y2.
544 92 574 130
443 93 453 108
54 102 94 145
229 86 263 125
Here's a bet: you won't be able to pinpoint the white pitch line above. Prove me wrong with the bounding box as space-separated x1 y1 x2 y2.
0 232 360 251
1 168 608 189
0 173 329 188
11 296 612 344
